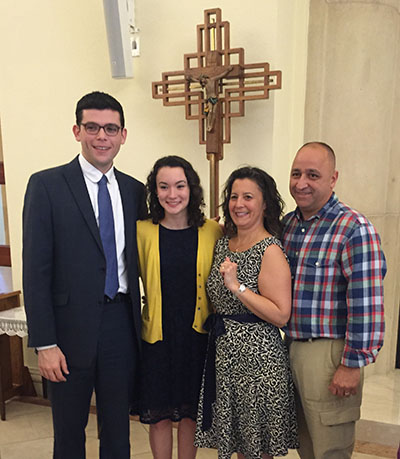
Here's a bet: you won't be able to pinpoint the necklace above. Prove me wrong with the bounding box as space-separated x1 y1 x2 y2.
230 232 270 253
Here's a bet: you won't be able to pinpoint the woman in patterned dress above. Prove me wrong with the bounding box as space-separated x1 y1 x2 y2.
135 156 222 458
195 167 298 458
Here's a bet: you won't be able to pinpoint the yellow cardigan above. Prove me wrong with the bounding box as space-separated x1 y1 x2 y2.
137 219 222 344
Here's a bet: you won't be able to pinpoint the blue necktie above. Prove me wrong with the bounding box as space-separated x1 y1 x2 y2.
98 175 119 299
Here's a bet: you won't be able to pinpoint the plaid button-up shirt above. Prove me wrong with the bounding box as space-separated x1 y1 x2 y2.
282 193 386 368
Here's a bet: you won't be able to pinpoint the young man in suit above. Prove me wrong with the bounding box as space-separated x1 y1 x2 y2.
23 91 146 458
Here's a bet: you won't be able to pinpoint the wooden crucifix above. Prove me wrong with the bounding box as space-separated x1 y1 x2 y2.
152 8 282 217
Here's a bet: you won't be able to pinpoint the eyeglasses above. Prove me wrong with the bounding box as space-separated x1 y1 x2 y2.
80 122 122 136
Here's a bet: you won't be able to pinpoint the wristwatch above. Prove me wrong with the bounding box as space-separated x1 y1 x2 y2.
236 284 246 295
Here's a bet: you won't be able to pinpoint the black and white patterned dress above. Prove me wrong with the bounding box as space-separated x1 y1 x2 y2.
195 236 298 458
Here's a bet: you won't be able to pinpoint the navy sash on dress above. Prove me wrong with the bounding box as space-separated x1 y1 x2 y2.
201 312 265 431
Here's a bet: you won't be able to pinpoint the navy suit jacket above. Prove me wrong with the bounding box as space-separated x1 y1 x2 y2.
23 156 146 368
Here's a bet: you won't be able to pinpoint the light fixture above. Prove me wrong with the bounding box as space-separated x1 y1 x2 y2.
103 0 140 79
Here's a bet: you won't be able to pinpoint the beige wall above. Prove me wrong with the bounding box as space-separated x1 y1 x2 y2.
305 0 400 374
0 1 309 379
1 0 397 382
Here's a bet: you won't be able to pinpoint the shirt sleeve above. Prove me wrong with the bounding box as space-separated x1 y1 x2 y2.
340 221 386 367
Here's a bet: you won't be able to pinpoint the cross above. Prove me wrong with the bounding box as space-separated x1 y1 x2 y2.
152 8 282 217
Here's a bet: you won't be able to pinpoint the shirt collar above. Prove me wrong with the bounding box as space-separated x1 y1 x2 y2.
295 192 338 222
78 154 116 184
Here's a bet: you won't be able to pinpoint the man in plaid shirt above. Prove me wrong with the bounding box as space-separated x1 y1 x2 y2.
282 142 386 459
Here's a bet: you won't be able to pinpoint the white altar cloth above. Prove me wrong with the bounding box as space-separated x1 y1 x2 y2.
0 307 28 337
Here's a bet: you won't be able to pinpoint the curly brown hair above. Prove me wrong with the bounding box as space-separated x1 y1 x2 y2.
146 156 205 228
221 166 285 237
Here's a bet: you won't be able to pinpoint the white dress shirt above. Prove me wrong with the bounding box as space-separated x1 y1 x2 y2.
78 154 128 294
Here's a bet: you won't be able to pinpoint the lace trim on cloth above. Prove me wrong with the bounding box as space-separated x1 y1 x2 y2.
0 307 28 337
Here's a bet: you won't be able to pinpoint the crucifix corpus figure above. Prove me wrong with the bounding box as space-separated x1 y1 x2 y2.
152 8 282 216
187 66 233 132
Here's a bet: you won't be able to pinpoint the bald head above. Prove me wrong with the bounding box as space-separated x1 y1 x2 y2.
299 141 336 169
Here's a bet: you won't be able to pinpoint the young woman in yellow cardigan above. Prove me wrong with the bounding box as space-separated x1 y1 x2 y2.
135 156 222 458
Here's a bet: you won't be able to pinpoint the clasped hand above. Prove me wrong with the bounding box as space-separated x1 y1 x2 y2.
220 257 240 292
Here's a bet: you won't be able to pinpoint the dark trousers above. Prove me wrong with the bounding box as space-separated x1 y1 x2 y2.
49 301 137 459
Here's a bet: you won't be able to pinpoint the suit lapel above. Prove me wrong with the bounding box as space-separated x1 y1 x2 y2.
62 157 103 251
115 169 134 260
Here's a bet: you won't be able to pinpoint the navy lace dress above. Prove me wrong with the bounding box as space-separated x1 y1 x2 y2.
137 225 208 423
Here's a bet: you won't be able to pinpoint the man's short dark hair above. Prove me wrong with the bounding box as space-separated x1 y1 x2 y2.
75 91 125 128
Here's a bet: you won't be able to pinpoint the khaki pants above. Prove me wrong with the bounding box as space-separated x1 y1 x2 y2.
289 339 363 459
